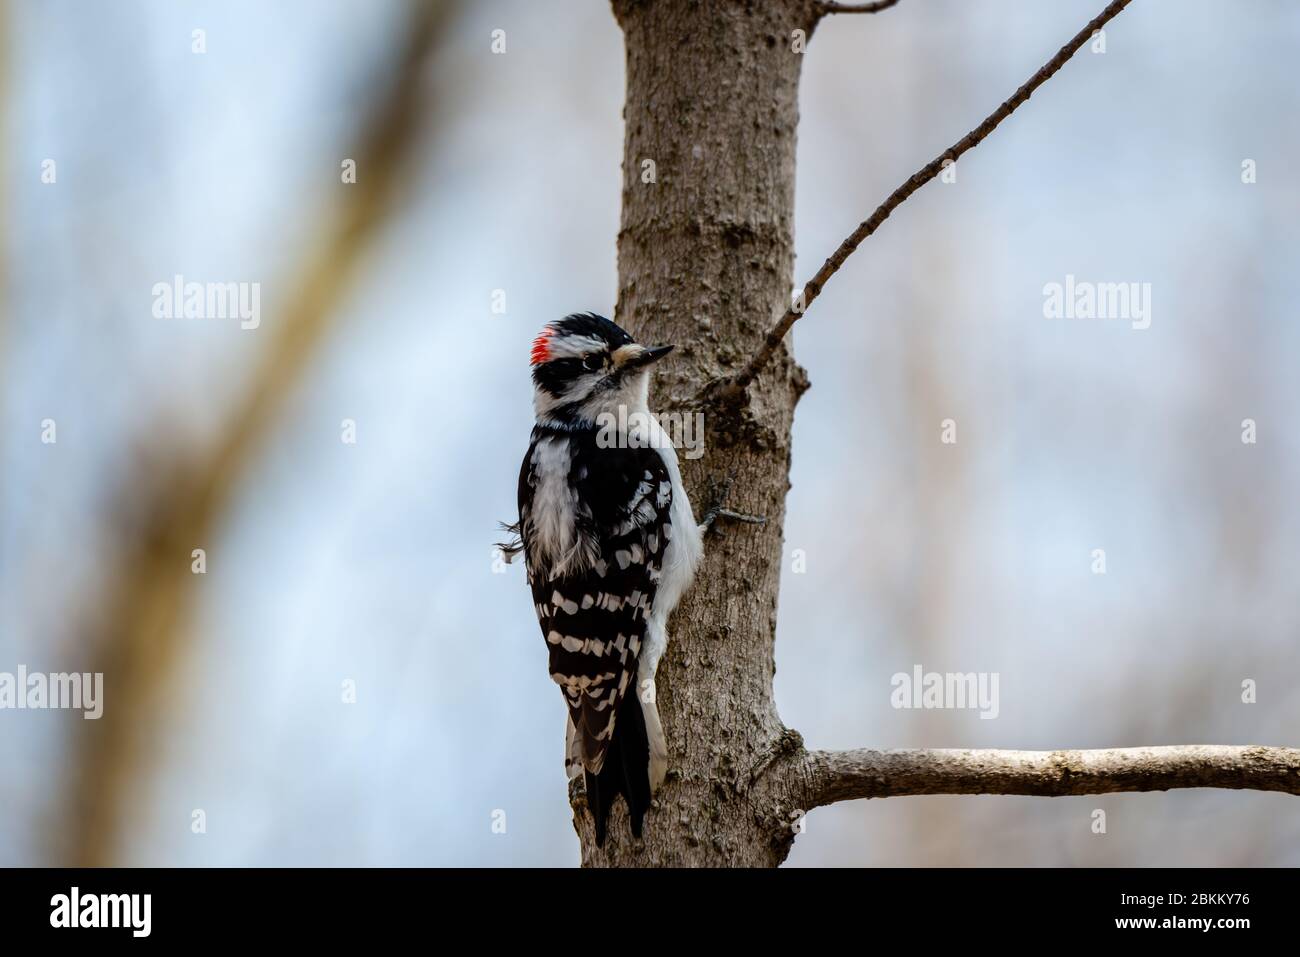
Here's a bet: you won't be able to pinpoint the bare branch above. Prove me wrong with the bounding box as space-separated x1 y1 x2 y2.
818 0 903 15
714 0 1133 401
801 745 1300 810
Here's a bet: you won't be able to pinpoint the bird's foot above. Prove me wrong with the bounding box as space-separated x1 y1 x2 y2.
698 473 766 536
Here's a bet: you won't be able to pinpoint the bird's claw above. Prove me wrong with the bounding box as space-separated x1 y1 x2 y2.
698 473 766 536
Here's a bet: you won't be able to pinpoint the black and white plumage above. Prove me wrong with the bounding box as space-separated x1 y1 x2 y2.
508 313 702 846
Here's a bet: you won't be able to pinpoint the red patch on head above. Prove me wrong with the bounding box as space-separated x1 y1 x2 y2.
530 326 555 365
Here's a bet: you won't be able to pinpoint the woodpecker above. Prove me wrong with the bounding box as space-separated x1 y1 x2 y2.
505 312 703 846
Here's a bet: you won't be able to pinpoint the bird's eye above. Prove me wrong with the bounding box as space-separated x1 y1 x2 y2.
582 354 604 372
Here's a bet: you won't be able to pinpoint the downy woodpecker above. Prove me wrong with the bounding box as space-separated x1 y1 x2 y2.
506 313 703 845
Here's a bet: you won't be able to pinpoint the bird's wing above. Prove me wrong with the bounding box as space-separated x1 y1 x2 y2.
521 431 672 774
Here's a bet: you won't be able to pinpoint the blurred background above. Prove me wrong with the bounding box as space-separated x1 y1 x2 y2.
3 0 1298 866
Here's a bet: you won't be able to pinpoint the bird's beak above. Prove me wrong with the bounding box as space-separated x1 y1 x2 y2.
615 343 674 371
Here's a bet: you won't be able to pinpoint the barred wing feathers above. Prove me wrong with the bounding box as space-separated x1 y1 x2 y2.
518 426 672 843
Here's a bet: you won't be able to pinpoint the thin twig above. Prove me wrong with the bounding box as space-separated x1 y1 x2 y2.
818 0 903 14
716 0 1133 400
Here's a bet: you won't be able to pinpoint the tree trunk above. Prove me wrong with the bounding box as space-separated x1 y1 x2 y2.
575 0 817 867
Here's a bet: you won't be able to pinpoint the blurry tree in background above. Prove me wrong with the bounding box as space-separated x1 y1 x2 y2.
56 1 460 866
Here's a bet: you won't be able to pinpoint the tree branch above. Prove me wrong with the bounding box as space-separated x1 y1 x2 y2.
817 0 903 15
801 745 1300 810
710 0 1133 402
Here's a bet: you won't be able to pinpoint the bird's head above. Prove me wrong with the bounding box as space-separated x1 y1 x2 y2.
530 313 674 426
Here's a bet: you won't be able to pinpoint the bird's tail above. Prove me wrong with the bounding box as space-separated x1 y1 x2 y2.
584 689 652 847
